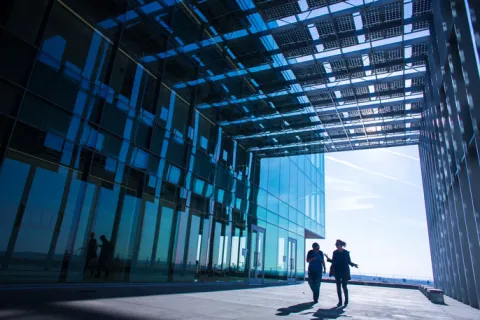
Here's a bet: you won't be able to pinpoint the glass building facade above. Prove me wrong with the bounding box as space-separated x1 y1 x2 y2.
0 0 325 285
5 0 480 311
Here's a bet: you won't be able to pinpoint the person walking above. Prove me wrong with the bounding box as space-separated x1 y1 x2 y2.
325 239 358 307
306 242 326 303
95 235 114 279
84 232 97 277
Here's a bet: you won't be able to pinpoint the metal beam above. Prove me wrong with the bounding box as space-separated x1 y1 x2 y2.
249 131 420 152
235 114 422 140
176 34 428 89
199 77 424 112
217 91 424 126
139 0 428 62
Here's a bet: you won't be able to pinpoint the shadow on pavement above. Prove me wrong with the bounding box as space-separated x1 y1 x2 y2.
276 301 315 316
310 306 346 319
0 282 292 311
0 302 153 320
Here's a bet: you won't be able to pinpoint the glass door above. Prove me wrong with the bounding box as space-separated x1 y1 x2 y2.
287 238 297 284
249 225 265 285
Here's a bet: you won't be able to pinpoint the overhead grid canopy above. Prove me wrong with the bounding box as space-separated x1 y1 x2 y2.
106 0 432 157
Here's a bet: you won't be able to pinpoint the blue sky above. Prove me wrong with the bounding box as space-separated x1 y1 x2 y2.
307 145 433 280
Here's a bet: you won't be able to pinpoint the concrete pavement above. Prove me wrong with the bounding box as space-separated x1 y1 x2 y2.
0 282 479 319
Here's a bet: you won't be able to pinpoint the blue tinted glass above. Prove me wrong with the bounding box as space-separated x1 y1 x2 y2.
256 206 267 221
92 186 119 240
259 158 268 189
136 198 159 264
267 158 280 197
186 214 201 267
14 167 67 257
0 158 29 254
279 201 289 219
257 187 267 208
288 160 297 209
267 193 279 214
297 171 305 215
155 206 174 264
194 178 205 195
55 177 82 255
267 210 278 226
279 157 289 203
115 194 139 260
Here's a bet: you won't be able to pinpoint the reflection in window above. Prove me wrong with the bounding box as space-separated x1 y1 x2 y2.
0 158 30 254
259 158 268 189
114 194 139 260
199 218 210 269
265 224 278 278
1 29 37 86
278 237 285 271
136 198 159 266
13 167 67 260
216 188 225 204
186 215 201 269
257 187 267 208
92 186 119 241
155 206 174 267
54 177 82 256
174 211 188 266
211 222 221 270
200 136 208 150
193 178 205 195
166 164 181 185
71 183 96 258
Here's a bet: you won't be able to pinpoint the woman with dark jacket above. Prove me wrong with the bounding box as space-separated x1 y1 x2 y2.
325 239 358 307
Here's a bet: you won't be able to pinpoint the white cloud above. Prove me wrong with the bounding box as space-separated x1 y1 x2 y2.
328 195 381 213
381 149 420 161
325 177 368 193
325 155 422 188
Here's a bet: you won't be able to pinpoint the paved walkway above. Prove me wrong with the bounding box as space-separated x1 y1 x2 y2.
1 282 479 319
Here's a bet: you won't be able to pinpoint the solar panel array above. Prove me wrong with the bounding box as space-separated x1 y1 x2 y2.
120 0 432 157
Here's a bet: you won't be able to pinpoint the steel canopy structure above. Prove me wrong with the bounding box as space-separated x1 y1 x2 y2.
93 0 432 158
82 0 480 309
3 0 480 312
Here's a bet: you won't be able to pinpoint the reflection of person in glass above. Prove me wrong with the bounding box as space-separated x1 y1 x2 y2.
95 235 113 279
325 239 358 307
306 242 326 303
84 232 97 277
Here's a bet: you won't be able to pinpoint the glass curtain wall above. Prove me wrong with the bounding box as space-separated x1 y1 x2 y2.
0 0 325 284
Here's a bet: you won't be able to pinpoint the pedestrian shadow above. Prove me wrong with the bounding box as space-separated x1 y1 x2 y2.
276 302 315 316
296 306 346 319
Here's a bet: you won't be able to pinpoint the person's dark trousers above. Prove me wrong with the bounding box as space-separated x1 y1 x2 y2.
95 261 109 279
308 271 322 302
335 275 348 305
